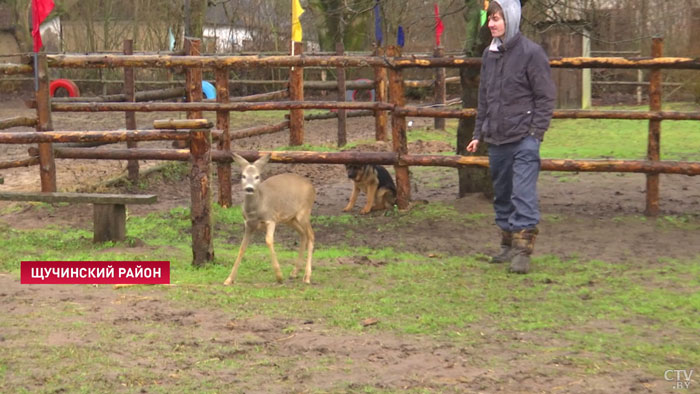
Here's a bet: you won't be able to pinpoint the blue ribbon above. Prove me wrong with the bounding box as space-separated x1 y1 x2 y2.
374 1 382 45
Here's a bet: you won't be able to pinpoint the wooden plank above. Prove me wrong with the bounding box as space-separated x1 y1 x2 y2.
0 192 157 205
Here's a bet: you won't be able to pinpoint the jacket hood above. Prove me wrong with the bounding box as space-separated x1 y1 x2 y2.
493 0 521 45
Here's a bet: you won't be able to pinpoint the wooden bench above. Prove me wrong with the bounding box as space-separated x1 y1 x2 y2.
0 191 157 243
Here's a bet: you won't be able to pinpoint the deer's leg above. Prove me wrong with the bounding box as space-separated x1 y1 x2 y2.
360 182 378 214
288 219 307 279
299 214 315 284
343 184 360 212
264 221 284 283
224 225 253 286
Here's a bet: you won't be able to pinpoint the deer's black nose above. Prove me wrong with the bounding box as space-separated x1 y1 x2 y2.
244 186 254 193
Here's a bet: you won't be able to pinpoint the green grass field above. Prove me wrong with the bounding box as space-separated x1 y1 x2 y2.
1 104 699 392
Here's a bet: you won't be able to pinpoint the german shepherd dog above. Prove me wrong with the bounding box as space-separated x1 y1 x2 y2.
343 164 397 214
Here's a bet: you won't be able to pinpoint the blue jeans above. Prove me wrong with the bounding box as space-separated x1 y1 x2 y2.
488 136 541 232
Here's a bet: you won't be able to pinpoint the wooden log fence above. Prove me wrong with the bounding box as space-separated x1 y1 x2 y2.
23 147 700 176
2 42 699 217
45 100 700 121
38 54 700 70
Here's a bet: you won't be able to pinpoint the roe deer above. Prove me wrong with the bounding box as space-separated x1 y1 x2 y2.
223 153 316 285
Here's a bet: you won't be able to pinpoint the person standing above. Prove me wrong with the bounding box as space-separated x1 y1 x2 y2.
466 0 556 274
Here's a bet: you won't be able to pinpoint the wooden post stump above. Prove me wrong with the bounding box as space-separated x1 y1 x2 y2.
93 204 127 242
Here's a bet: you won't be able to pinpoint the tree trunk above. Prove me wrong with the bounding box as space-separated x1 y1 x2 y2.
186 0 206 39
457 1 493 198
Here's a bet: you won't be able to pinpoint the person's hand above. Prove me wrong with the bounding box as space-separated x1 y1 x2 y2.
466 139 479 153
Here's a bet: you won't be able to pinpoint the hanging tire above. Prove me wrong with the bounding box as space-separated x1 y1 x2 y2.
350 78 375 102
49 79 80 97
202 81 216 99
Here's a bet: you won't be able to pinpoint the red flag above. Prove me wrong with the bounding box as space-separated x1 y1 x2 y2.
32 0 55 52
434 3 444 47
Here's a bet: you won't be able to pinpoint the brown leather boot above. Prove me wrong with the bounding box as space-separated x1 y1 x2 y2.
509 228 538 274
490 229 514 264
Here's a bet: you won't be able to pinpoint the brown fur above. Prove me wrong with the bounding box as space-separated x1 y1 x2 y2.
224 153 316 285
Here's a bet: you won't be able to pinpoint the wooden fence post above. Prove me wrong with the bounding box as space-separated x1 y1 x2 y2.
433 46 446 130
336 42 347 147
645 37 663 216
289 41 304 146
374 46 388 141
123 39 139 182
216 67 232 207
190 125 214 266
181 38 203 149
387 46 411 210
35 53 56 192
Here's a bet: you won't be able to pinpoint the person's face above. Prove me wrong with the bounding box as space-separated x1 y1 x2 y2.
488 11 506 39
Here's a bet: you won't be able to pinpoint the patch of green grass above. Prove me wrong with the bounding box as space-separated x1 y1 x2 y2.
1 201 699 385
543 103 700 161
407 126 456 146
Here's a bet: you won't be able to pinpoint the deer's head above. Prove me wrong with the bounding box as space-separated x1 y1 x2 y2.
232 153 271 194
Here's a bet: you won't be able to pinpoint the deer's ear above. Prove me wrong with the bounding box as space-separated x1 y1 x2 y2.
231 153 250 168
253 153 271 170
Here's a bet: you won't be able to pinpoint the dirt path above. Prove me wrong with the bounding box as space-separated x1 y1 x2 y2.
0 273 671 393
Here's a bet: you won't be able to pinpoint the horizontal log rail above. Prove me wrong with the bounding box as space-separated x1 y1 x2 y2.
4 76 460 90
51 87 186 103
549 56 700 69
229 121 289 140
49 101 394 112
0 116 38 129
379 106 700 121
38 54 700 70
0 63 33 75
229 89 289 102
0 129 191 144
28 147 700 175
208 121 289 140
44 100 700 121
305 110 373 121
0 156 39 169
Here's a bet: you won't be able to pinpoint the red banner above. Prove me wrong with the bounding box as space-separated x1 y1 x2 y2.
21 261 170 284
32 0 55 52
434 3 444 47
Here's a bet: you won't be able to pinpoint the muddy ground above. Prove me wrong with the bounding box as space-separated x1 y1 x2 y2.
1 95 699 392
